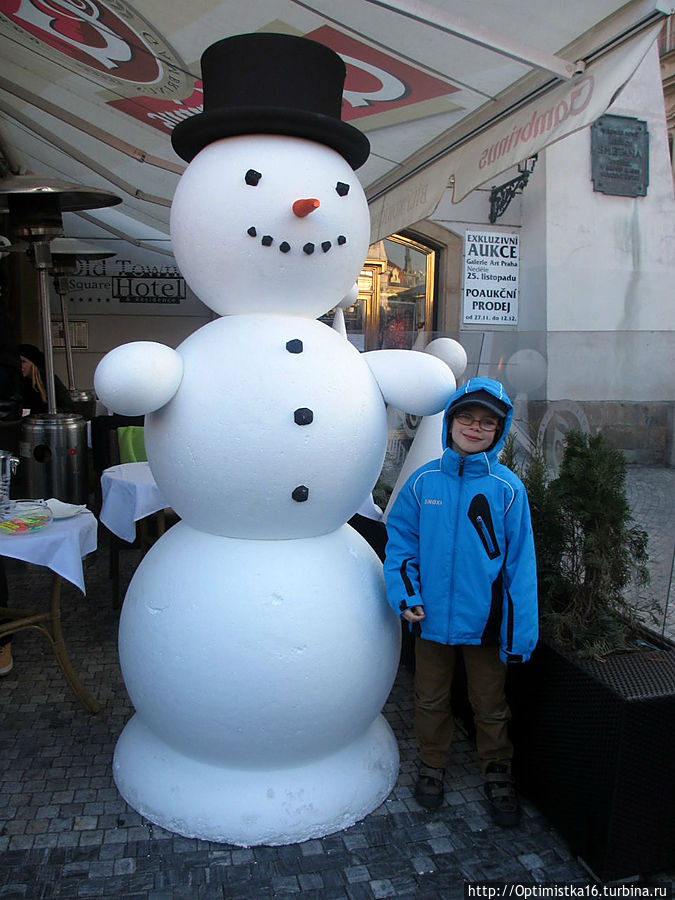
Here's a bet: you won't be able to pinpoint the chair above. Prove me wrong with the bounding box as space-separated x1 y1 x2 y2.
91 415 172 607
117 425 147 463
90 414 144 512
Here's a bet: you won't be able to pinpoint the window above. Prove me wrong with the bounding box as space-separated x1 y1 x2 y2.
320 233 437 351
371 234 435 350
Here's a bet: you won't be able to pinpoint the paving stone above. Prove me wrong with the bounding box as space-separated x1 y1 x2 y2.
345 883 376 900
342 833 370 852
113 857 137 875
299 872 326 890
427 837 454 855
412 854 436 874
320 868 347 890
300 852 354 875
96 842 126 860
344 864 370 883
300 839 324 856
7 836 34 851
370 879 397 899
309 890 349 900
518 851 545 870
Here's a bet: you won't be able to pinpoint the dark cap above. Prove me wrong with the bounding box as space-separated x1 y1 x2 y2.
447 389 508 420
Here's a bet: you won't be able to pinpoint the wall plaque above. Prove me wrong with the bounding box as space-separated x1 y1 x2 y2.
591 114 649 197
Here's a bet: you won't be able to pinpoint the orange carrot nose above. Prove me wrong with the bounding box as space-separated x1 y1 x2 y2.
292 198 320 217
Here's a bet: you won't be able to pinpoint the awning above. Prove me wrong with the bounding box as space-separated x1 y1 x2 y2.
367 15 668 241
450 22 662 202
0 0 672 250
368 156 453 245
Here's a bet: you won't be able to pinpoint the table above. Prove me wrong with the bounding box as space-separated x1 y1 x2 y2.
99 462 171 608
0 511 99 713
100 462 168 543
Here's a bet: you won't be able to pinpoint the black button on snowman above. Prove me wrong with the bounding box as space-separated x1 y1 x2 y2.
95 33 457 846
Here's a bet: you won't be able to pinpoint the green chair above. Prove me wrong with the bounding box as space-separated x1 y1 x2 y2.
117 425 147 463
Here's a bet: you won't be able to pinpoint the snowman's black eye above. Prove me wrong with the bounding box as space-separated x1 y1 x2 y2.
335 181 350 197
245 169 262 186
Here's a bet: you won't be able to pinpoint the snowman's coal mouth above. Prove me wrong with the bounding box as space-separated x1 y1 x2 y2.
247 227 347 255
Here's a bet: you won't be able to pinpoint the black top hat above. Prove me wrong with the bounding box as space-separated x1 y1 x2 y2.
171 33 370 170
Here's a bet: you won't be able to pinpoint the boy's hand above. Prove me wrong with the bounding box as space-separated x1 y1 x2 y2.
401 605 425 623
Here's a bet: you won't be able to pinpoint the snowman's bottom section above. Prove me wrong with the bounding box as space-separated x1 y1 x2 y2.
114 713 399 846
114 522 402 846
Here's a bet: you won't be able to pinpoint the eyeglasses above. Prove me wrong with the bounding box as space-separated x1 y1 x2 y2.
454 411 500 432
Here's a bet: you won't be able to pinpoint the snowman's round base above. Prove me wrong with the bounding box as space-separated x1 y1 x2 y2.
114 712 399 846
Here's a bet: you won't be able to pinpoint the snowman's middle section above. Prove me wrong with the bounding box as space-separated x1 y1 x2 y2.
144 314 388 539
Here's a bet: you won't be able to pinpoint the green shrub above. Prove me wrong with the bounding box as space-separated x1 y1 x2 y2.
519 430 658 658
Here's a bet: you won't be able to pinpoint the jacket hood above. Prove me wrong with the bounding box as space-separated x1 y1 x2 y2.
441 377 513 456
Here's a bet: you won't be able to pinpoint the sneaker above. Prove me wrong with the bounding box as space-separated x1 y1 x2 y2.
484 762 520 826
0 643 13 676
414 764 445 810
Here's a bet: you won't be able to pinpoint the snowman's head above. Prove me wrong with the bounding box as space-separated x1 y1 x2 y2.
170 134 370 318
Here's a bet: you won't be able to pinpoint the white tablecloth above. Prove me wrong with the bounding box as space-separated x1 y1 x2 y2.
0 510 97 594
100 462 168 543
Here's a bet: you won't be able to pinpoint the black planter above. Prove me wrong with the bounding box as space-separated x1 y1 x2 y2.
507 631 675 881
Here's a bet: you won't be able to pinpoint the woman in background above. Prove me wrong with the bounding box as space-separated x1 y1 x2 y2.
19 344 73 414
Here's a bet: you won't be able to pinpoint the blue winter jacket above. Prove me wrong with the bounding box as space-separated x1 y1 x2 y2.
384 377 538 664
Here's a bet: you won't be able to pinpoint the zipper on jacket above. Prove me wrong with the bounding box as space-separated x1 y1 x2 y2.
476 515 498 557
506 590 515 653
448 456 465 643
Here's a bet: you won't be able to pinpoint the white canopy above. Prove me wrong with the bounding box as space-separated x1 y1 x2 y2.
0 0 671 251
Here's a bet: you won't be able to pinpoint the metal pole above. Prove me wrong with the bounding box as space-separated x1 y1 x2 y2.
56 277 76 391
32 240 57 415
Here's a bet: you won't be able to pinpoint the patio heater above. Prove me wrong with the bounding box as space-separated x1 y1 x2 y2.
0 175 120 503
49 237 116 417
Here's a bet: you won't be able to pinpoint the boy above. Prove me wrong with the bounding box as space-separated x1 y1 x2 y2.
384 377 538 826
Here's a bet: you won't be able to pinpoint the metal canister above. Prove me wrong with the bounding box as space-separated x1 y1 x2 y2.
20 413 88 504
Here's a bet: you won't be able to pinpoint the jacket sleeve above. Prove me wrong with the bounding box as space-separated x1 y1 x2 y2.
383 477 423 616
500 483 539 663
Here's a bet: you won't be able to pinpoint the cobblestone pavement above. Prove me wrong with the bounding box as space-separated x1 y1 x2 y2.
0 466 673 899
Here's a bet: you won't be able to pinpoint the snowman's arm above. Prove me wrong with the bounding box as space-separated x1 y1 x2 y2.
362 349 456 416
94 342 183 416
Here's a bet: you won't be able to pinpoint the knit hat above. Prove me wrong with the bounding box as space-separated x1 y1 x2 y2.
18 344 45 370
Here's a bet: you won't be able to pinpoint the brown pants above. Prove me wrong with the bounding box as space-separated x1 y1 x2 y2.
414 638 513 773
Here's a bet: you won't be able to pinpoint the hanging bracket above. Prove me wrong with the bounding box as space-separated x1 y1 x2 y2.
489 156 538 224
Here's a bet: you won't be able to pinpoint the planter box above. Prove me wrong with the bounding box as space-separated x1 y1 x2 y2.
508 632 675 881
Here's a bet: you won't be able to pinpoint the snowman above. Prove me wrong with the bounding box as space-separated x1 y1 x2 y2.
95 33 458 846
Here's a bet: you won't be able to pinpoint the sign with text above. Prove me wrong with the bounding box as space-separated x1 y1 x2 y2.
462 231 519 326
49 246 208 317
113 275 185 304
591 115 649 197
